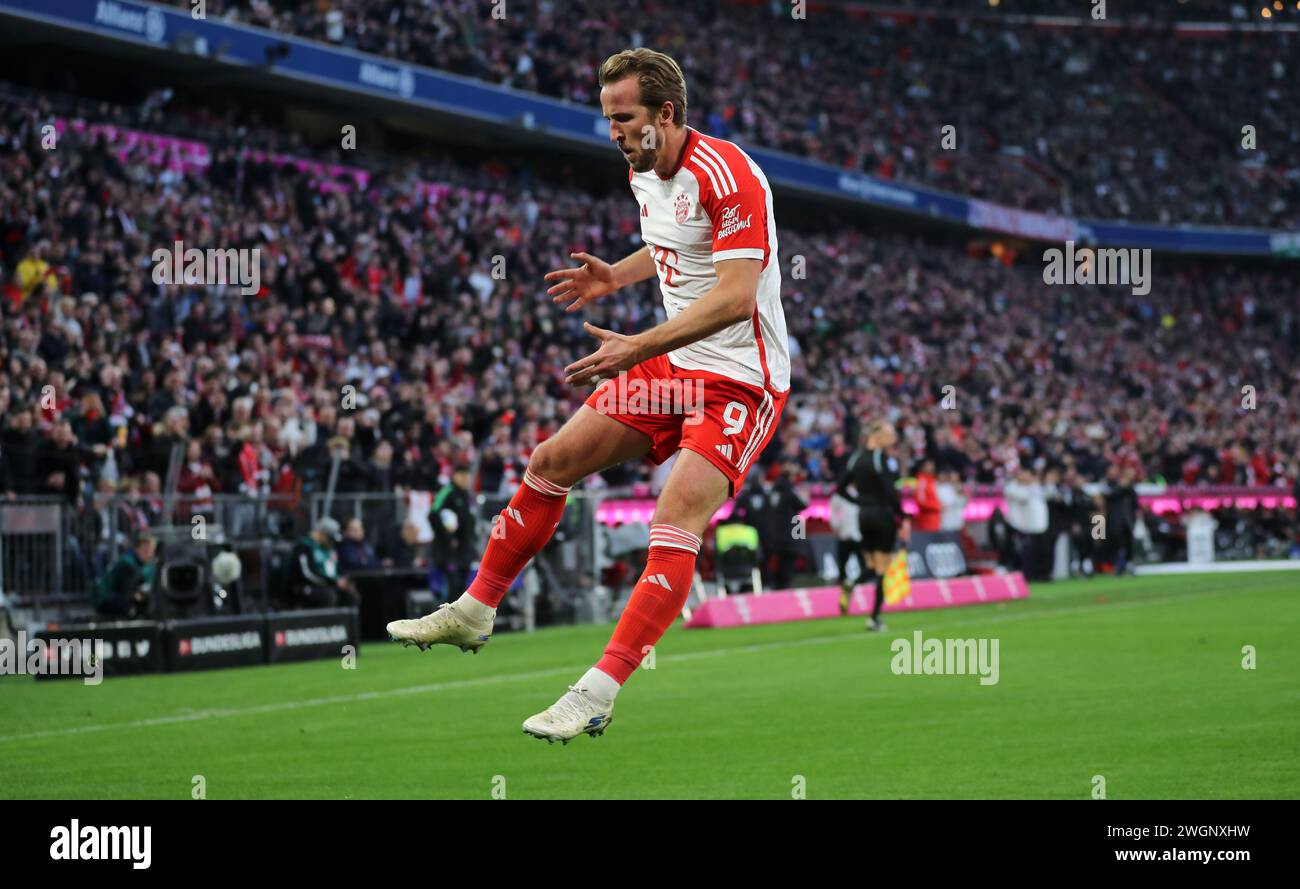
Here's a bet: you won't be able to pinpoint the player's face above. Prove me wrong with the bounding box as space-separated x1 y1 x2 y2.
600 78 661 174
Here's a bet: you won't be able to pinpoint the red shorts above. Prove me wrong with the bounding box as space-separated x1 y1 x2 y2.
583 354 788 497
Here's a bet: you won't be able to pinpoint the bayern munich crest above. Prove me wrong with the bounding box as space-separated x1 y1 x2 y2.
674 193 691 224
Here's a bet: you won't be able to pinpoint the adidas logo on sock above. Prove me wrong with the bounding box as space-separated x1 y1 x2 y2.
505 506 525 527
643 573 673 591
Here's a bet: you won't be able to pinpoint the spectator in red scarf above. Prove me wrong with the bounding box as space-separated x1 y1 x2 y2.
236 423 271 494
176 439 219 515
914 459 942 533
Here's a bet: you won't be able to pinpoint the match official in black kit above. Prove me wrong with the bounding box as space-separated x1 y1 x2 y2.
835 420 909 631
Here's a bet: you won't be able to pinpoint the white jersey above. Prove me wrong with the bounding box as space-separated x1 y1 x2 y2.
629 127 790 393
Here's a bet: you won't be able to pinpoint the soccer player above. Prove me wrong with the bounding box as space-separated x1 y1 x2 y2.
386 48 790 743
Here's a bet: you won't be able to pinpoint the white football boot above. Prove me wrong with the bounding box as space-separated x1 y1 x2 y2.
521 685 614 744
386 602 493 654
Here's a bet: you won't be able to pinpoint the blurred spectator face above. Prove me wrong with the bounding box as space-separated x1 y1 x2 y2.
144 472 161 495
186 440 203 462
345 518 365 541
166 407 188 435
135 536 157 563
401 522 419 546
337 417 355 439
374 441 394 465
921 459 936 477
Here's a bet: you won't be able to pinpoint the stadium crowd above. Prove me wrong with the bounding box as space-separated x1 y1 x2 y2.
174 0 1300 227
858 0 1256 20
1 83 1298 583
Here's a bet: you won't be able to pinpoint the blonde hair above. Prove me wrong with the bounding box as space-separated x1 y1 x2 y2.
598 48 688 126
864 420 895 443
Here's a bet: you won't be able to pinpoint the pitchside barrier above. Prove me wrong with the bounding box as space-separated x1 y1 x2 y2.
30 620 162 678
29 608 359 679
905 531 969 579
266 609 360 665
684 573 1029 629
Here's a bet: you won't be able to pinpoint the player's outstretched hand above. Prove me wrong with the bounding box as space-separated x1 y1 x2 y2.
564 321 644 387
545 252 617 312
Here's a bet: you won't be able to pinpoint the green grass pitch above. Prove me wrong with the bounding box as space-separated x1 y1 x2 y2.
2 571 1297 799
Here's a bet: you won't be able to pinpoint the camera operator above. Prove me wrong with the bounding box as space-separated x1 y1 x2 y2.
93 532 159 620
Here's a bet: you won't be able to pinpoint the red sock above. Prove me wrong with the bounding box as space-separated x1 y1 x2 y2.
595 523 702 685
465 469 570 608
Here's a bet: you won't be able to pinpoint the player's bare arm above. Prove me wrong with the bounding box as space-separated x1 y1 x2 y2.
545 247 655 313
562 257 760 387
